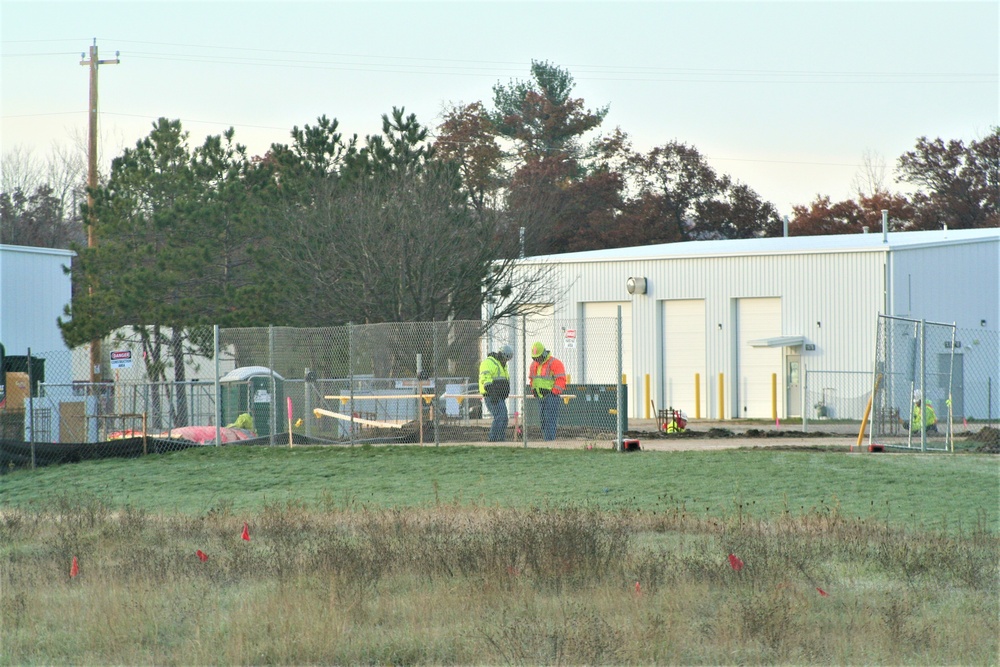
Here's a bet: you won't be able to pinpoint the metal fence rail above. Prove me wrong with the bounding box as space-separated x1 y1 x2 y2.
4 317 628 456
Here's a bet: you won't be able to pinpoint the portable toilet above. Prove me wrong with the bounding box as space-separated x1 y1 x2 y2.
219 366 285 436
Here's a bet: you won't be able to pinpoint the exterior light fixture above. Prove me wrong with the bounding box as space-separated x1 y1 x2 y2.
626 277 647 295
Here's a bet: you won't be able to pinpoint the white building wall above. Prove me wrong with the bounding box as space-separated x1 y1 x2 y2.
0 244 74 355
512 230 998 420
537 248 888 419
888 237 999 328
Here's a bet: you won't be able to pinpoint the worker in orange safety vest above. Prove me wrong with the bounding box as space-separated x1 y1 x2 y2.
528 341 567 441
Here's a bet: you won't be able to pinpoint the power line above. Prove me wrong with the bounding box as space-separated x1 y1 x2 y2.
4 39 994 82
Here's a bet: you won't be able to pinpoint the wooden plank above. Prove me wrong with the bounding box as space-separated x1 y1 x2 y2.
312 407 408 429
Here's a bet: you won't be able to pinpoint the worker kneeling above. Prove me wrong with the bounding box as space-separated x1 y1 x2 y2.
905 390 938 434
666 410 688 433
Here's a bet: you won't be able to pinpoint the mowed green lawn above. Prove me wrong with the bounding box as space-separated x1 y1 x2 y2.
2 445 997 533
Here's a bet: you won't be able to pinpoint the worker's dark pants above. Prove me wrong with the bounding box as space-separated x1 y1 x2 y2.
540 392 561 441
485 396 508 441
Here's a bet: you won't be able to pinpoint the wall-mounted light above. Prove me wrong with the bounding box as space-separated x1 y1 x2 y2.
718 323 723 330
816 321 821 328
982 320 987 327
626 277 647 295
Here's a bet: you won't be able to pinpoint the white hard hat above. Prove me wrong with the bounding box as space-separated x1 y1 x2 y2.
499 344 514 360
912 389 922 401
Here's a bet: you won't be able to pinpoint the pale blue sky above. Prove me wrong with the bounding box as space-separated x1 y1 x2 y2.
2 1 997 216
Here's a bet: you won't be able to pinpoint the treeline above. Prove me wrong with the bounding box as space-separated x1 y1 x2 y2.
2 61 998 342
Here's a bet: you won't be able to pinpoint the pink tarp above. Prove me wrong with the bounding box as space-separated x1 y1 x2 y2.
156 426 256 444
107 426 255 444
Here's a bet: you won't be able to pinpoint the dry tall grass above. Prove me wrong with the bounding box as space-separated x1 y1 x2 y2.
2 495 997 665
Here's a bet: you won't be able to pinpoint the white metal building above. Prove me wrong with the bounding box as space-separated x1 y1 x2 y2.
509 228 999 421
0 244 74 356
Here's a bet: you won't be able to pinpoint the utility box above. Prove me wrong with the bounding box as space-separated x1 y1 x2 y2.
523 383 627 432
219 366 285 436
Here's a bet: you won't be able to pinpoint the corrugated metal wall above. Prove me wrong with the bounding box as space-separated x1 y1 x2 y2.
0 245 74 355
540 248 890 419
889 238 999 328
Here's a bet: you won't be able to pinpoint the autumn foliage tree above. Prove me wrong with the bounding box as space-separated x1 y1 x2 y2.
896 129 999 229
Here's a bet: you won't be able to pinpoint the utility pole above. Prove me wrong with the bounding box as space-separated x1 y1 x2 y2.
80 39 119 384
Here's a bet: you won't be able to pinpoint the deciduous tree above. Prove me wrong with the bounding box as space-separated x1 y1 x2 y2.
896 129 1000 229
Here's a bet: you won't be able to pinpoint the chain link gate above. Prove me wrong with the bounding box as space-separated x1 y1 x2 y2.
870 315 957 452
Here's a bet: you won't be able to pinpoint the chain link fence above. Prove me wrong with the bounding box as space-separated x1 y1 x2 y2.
870 315 959 451
802 370 871 425
6 312 994 470
2 316 628 471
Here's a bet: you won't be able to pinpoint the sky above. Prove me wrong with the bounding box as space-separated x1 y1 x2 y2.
2 0 997 217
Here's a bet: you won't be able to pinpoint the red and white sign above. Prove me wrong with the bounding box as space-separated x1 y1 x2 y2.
110 350 133 369
564 329 577 349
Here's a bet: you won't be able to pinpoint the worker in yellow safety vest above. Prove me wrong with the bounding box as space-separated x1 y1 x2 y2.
479 344 513 441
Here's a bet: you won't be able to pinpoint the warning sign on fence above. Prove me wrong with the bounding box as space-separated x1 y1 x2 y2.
564 329 577 349
110 350 133 369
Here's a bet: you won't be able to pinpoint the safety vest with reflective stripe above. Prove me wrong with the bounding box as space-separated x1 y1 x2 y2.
478 354 510 395
529 353 567 396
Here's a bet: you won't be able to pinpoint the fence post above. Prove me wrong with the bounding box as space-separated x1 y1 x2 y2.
28 347 35 469
349 322 355 446
521 314 528 448
920 319 926 452
269 324 276 447
802 365 809 433
214 325 221 447
433 321 440 447
616 306 623 451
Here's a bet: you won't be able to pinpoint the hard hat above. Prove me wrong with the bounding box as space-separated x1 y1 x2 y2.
499 344 514 360
912 389 922 402
531 341 546 358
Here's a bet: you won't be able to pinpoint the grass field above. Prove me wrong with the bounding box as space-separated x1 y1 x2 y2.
2 445 997 531
2 445 998 664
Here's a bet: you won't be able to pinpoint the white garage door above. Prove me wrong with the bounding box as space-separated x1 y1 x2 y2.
663 299 706 416
737 297 782 418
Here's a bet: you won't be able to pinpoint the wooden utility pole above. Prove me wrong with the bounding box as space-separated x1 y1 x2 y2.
80 39 119 384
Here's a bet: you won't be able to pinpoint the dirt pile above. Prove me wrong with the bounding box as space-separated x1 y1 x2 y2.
968 426 999 453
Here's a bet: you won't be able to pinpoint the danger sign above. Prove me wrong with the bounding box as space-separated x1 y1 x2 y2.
110 350 133 369
564 329 577 349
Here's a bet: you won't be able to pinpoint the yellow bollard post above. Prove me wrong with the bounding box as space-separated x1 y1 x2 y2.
771 373 778 422
644 374 651 419
695 373 701 419
718 373 724 419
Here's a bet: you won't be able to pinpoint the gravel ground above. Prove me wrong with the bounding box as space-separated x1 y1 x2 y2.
451 419 865 451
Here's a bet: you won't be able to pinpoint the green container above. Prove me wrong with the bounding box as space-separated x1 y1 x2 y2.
523 383 627 432
219 367 285 436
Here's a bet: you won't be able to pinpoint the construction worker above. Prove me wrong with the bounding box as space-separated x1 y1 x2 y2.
908 390 938 434
479 344 513 441
528 341 567 441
